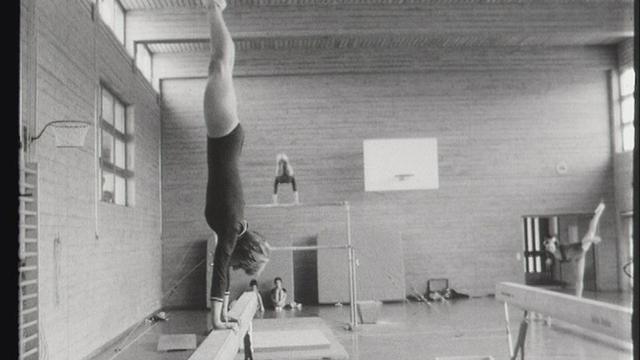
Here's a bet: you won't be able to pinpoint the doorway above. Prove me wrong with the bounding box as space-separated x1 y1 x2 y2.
292 235 319 305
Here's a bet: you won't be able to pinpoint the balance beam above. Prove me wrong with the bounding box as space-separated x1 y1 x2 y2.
496 282 632 340
189 291 258 360
496 282 632 358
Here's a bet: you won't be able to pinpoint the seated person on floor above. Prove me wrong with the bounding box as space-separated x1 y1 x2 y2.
269 277 302 311
270 277 288 311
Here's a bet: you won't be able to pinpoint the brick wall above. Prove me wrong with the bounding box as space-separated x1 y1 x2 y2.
160 45 621 307
26 1 162 359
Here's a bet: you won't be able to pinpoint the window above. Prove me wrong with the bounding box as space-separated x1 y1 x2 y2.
619 68 635 152
98 0 125 44
100 87 134 206
523 217 546 274
136 43 153 82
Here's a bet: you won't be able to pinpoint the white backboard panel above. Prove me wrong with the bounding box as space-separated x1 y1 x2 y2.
363 138 439 192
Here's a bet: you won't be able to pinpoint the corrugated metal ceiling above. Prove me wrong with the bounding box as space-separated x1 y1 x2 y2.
145 32 621 54
119 0 630 10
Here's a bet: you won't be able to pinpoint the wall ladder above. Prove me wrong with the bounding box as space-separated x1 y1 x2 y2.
19 162 39 360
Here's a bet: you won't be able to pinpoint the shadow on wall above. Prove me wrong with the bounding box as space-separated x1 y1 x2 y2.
164 238 208 308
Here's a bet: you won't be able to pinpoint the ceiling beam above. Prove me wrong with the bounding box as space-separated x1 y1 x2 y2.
153 45 616 85
126 2 634 52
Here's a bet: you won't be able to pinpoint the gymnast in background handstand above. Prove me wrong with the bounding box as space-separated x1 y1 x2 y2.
272 153 299 204
543 202 606 298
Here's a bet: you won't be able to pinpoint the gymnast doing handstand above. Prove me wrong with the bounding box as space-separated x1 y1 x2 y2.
272 153 299 204
203 0 270 330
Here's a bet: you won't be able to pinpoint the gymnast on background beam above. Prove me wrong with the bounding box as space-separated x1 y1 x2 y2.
543 201 606 298
203 0 270 331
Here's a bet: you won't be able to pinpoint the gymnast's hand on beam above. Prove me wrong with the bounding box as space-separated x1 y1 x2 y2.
211 318 239 332
223 314 239 324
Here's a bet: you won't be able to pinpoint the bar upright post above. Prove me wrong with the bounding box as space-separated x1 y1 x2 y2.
345 201 358 330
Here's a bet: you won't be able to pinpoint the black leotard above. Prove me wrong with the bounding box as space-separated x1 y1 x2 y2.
205 123 245 300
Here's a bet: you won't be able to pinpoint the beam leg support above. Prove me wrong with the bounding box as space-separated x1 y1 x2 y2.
504 302 514 358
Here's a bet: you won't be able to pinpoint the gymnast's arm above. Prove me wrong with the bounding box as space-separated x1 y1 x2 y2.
203 0 239 137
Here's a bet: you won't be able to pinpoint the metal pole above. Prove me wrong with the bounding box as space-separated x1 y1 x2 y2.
269 245 350 252
345 201 357 330
504 302 514 358
246 201 347 209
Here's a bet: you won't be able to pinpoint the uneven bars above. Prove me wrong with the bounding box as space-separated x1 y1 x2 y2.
269 245 351 251
245 200 358 330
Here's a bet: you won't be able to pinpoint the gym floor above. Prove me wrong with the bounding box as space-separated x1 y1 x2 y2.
89 290 632 360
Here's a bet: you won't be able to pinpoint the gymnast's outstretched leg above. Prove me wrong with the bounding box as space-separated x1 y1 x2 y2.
575 202 605 297
581 202 605 252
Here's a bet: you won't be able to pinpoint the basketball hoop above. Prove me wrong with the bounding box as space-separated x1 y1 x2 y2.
30 120 92 148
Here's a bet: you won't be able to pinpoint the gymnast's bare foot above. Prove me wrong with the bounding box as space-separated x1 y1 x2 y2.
594 202 605 215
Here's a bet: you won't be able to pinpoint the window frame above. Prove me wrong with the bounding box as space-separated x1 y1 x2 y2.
135 42 153 82
97 0 126 45
619 68 635 152
99 85 134 206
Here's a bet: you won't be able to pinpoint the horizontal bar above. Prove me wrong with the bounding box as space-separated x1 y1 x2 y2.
22 333 38 343
246 201 348 208
269 245 351 252
21 307 38 315
20 167 37 175
21 293 37 301
20 280 38 287
19 182 35 189
21 347 38 357
20 320 37 330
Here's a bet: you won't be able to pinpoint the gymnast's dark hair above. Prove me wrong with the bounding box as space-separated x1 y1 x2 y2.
274 277 282 283
249 279 258 287
230 230 270 276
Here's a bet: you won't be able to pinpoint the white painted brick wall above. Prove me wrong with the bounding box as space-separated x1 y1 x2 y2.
161 62 619 306
28 1 162 359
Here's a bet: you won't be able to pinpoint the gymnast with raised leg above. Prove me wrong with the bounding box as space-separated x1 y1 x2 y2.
203 0 270 331
543 202 606 298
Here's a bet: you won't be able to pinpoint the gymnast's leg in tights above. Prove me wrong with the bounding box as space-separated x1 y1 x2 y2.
581 202 605 252
576 202 605 298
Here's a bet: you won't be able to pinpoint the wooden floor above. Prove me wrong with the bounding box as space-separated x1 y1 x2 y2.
89 291 633 360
